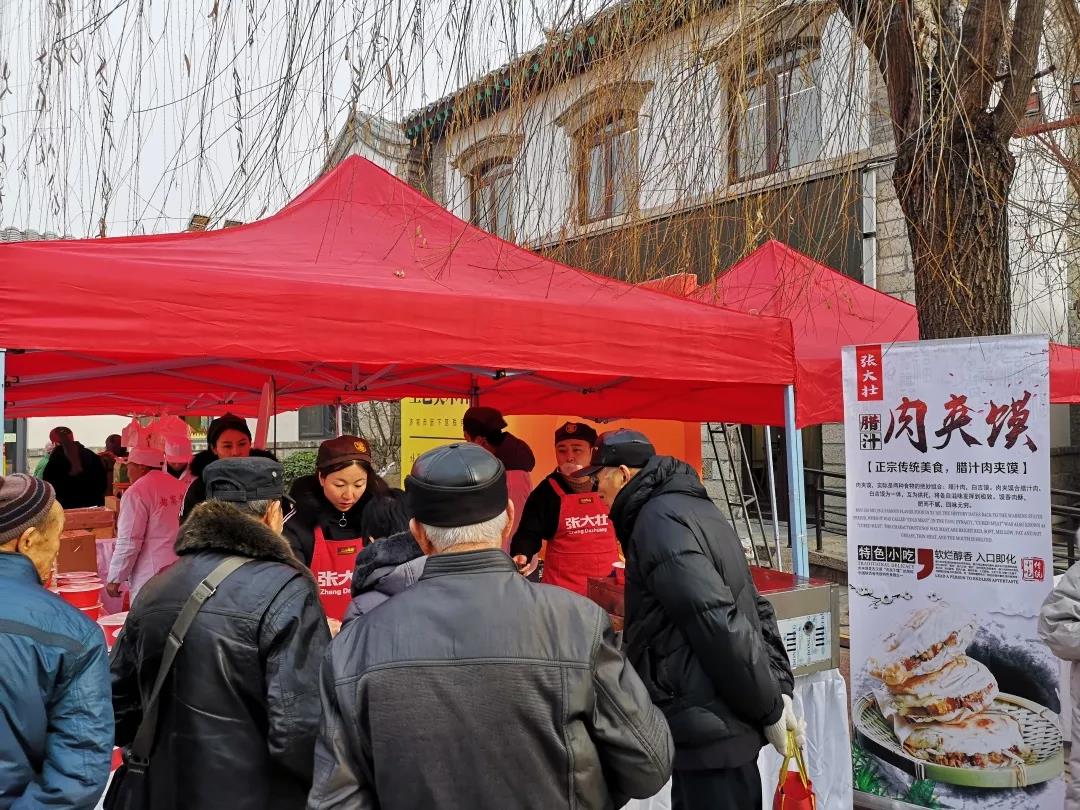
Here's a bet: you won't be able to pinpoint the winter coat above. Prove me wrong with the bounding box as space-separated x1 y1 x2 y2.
0 552 113 809
610 455 794 770
283 474 371 567
341 531 425 624
308 549 674 809
1039 563 1080 810
43 443 107 508
106 470 188 599
179 447 278 525
110 501 331 810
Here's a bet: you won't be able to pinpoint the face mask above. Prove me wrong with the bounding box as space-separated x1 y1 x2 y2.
558 462 585 478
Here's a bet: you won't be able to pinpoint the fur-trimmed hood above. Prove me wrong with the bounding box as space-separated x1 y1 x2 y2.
176 500 311 578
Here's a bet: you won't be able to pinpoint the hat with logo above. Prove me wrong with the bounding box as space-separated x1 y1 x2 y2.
554 421 597 446
572 429 657 478
316 435 373 472
204 457 285 502
405 443 508 528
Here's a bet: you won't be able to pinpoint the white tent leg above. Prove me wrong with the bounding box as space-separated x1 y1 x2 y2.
763 426 783 572
784 385 809 578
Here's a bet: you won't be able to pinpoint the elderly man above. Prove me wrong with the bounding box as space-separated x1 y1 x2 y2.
111 457 330 810
573 429 799 810
308 442 673 810
0 474 112 808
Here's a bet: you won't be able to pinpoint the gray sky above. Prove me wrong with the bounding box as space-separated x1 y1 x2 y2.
0 0 607 236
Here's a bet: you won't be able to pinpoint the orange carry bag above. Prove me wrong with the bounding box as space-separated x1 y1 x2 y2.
772 732 816 810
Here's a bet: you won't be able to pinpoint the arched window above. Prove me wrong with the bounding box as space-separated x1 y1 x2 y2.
452 134 523 241
578 112 638 223
471 160 515 240
555 80 653 225
730 47 821 181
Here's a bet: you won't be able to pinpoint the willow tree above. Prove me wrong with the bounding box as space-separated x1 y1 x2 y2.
838 0 1048 338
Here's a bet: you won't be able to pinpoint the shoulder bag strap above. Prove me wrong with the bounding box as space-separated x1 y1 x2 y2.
127 555 252 764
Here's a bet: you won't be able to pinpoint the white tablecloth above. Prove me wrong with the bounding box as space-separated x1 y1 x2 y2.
627 668 852 810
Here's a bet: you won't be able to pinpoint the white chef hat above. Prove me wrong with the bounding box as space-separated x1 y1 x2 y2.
127 447 165 468
165 436 194 464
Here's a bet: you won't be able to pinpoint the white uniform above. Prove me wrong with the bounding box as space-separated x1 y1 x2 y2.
107 470 188 599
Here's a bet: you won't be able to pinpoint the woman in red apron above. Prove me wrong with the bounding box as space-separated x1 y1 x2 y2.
510 422 619 596
283 435 392 621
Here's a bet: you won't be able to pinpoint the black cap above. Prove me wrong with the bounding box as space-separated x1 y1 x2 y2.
555 421 597 446
572 429 656 478
204 457 284 502
405 443 508 528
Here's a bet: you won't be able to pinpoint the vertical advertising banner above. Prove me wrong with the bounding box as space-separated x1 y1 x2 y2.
843 337 1062 808
399 398 470 473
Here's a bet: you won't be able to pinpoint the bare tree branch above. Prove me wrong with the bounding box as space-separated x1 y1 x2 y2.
994 0 1049 137
955 0 1008 116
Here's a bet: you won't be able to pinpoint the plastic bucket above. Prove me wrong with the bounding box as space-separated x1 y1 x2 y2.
98 612 128 647
59 583 103 609
57 570 100 582
612 561 626 586
80 603 103 621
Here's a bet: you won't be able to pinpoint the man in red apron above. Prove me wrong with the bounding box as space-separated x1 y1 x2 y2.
510 422 619 596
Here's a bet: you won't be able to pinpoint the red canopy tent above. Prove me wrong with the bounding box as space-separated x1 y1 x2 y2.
0 155 796 425
689 240 918 427
687 240 1080 424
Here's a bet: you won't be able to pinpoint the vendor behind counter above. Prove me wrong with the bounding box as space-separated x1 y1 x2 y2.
510 422 619 596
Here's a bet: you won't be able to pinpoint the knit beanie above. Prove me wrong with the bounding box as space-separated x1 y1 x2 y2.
0 474 57 545
206 413 252 449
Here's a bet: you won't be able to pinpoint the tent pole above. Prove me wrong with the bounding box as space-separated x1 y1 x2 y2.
784 386 809 578
335 403 343 436
763 426 783 572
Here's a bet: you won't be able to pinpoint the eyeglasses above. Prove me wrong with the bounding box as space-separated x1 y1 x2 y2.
279 495 297 522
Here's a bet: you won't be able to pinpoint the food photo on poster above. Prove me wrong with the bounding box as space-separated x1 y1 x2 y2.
843 336 1063 809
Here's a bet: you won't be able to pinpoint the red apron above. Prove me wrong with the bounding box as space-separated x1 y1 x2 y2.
310 525 362 621
542 478 619 596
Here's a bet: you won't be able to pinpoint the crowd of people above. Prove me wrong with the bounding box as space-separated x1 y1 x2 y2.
0 408 803 810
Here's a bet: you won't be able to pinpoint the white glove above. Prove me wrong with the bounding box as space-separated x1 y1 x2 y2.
765 695 805 756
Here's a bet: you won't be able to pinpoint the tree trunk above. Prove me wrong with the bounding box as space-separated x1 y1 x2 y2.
894 116 1016 339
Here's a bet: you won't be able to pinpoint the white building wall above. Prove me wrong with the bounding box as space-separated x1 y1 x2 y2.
442 9 872 248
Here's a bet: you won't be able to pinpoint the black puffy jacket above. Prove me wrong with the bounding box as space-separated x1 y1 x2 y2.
43 443 107 508
179 448 279 525
283 474 371 567
309 549 673 809
610 456 794 770
110 501 331 810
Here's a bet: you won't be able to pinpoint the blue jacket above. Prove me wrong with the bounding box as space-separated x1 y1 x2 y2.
0 553 113 809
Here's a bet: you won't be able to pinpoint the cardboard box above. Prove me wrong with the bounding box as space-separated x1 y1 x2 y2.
57 530 98 574
63 508 116 541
